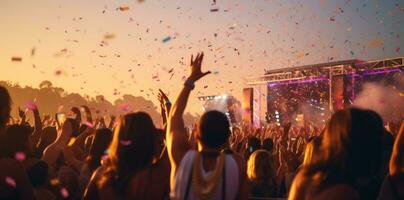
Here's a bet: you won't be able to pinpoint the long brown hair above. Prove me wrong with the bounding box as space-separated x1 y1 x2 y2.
99 112 156 193
305 108 383 186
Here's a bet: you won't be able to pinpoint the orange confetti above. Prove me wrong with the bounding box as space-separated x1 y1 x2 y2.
367 38 384 48
119 6 130 11
11 57 22 62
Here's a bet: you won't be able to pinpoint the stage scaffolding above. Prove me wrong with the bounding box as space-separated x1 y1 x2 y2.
244 57 404 126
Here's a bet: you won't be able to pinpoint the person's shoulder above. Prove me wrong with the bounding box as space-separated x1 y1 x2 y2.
230 153 244 165
315 184 359 200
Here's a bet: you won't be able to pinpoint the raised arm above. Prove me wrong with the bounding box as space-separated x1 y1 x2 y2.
42 120 72 166
28 103 42 149
18 107 26 125
158 89 171 129
167 52 210 172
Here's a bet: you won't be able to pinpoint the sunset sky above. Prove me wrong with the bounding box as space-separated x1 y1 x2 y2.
0 0 403 114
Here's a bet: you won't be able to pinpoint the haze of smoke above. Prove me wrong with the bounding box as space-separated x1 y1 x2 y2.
354 82 404 122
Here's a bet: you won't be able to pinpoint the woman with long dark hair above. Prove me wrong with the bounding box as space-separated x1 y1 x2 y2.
84 112 170 200
288 108 384 200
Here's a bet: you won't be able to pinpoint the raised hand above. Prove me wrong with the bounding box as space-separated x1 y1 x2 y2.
158 89 171 109
18 107 26 118
188 52 211 82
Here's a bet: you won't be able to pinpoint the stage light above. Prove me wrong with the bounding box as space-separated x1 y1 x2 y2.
275 110 279 114
222 94 227 99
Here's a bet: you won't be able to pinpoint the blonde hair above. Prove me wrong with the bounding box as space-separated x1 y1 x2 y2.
302 137 321 166
247 150 275 182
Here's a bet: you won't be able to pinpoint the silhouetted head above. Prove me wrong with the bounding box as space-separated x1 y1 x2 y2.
262 138 274 153
197 110 231 149
27 160 49 187
311 108 384 182
0 86 11 133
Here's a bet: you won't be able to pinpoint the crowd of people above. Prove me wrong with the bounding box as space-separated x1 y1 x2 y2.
0 52 403 200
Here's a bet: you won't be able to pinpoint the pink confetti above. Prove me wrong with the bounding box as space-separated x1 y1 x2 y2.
396 47 400 53
25 101 37 110
120 104 131 112
101 154 109 161
120 140 132 146
60 188 69 198
83 121 94 128
14 152 26 161
5 177 16 188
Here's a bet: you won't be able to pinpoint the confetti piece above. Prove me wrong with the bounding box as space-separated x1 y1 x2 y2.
367 38 384 48
162 36 171 43
50 178 60 186
14 152 26 161
60 188 69 198
55 70 63 76
31 47 36 56
210 8 219 12
5 177 16 188
119 6 130 11
120 104 131 112
101 154 109 161
11 57 22 62
396 47 400 53
120 140 132 146
83 121 94 128
329 16 335 21
204 85 208 89
104 33 115 40
350 50 354 55
25 101 37 110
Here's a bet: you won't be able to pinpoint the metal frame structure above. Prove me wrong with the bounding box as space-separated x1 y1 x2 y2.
244 56 404 125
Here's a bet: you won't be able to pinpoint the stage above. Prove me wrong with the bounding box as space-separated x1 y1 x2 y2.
243 57 404 126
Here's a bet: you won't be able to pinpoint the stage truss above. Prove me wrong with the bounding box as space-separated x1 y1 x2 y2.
244 56 404 126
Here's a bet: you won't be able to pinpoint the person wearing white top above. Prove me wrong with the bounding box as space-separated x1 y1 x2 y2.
166 52 248 200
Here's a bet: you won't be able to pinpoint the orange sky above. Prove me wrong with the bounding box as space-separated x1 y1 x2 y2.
0 0 402 114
